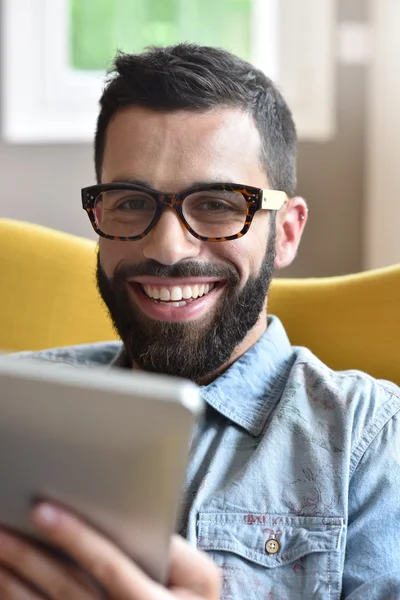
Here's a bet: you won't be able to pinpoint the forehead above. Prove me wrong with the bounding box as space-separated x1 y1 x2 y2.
101 106 268 190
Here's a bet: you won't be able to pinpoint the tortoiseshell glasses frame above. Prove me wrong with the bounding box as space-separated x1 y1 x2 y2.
81 182 288 243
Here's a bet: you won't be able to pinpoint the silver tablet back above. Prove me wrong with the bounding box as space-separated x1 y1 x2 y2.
0 358 203 583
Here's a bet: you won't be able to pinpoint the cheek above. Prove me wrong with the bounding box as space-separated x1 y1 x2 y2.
215 240 257 286
244 214 272 273
223 230 268 281
249 238 268 273
98 239 142 277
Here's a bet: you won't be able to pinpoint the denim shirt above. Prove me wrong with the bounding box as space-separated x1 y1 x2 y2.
12 316 400 599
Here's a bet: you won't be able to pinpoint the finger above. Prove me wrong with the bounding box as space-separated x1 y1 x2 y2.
0 529 95 600
32 503 169 600
168 536 220 600
0 564 42 600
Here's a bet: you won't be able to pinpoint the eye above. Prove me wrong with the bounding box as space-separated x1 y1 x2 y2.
197 199 233 212
116 195 155 211
186 192 246 213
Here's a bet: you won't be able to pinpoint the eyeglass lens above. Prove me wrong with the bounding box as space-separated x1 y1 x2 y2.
93 189 248 238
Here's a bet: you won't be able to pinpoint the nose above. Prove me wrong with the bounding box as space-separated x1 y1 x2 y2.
141 207 200 265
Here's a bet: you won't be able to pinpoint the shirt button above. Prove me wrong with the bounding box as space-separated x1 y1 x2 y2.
265 538 280 555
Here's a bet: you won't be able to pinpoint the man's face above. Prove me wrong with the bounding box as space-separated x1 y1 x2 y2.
97 106 278 381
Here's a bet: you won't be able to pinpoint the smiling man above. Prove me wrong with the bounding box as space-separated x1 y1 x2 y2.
4 44 400 599
92 103 296 382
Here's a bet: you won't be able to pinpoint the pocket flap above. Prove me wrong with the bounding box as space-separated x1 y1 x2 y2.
197 512 344 569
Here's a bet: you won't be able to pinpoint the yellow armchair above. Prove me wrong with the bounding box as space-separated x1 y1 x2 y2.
1 218 399 385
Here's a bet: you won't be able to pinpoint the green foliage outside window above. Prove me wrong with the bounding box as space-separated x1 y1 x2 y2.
70 0 252 71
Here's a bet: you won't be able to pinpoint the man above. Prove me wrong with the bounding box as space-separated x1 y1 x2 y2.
3 43 400 599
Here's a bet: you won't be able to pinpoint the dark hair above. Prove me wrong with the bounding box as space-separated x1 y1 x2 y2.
95 43 297 195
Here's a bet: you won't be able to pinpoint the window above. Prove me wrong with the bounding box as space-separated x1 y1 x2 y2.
71 0 255 71
1 0 335 143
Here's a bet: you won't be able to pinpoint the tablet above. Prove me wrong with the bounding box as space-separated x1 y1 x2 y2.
0 357 203 584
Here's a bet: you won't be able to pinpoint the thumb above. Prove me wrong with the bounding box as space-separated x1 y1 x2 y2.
167 535 221 599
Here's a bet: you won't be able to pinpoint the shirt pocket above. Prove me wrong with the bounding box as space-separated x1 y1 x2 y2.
197 512 344 600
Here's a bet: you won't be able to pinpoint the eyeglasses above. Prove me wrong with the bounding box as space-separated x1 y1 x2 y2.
81 182 287 242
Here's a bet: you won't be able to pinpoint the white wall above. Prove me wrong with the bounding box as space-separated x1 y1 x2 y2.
0 140 96 239
365 0 400 269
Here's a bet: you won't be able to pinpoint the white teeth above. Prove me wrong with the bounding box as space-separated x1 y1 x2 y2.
142 282 215 302
159 300 187 307
182 285 193 300
151 285 160 300
170 286 183 301
159 287 170 301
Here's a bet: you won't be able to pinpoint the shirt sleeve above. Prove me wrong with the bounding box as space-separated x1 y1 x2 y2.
342 402 400 598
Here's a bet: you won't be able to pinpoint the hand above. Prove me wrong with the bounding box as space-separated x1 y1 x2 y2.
0 502 221 599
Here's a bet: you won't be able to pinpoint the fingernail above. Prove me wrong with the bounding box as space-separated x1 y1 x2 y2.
34 503 60 526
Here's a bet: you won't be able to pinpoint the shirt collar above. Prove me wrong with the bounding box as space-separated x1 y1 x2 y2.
109 316 294 437
109 346 131 368
201 316 294 436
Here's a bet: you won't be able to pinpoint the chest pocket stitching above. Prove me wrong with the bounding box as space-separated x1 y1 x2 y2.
199 512 344 526
198 512 344 569
198 539 341 568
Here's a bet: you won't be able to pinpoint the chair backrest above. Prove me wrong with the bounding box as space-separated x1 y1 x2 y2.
1 218 399 385
0 218 115 352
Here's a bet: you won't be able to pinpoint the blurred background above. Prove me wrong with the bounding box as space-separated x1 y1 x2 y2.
0 0 399 278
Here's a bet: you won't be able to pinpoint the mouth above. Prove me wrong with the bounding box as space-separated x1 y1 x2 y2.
127 278 225 322
140 282 216 307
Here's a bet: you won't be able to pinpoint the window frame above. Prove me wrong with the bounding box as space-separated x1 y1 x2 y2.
1 0 335 143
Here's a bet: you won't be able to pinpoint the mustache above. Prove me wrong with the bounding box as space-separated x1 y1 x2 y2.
105 258 240 284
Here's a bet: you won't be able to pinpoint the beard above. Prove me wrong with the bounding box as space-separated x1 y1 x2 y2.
96 225 276 381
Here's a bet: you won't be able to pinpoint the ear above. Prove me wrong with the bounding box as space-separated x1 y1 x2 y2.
274 197 308 269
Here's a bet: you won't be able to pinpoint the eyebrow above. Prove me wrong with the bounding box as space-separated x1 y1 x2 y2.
110 176 239 192
110 177 154 188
